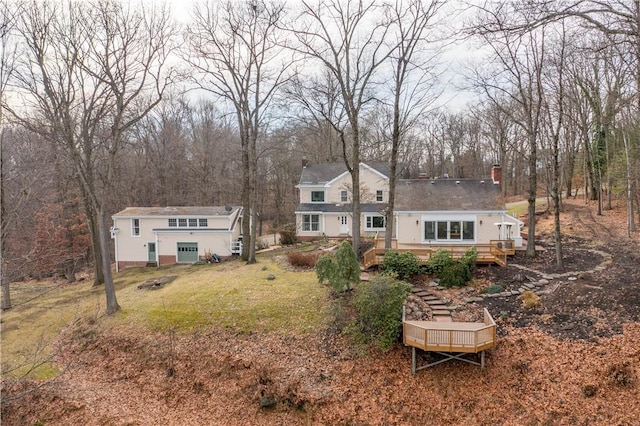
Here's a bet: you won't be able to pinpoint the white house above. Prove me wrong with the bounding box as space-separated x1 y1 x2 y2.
295 162 523 248
111 206 242 271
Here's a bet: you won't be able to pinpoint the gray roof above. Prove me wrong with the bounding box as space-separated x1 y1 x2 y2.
113 206 241 217
395 179 503 211
296 203 388 214
299 162 391 185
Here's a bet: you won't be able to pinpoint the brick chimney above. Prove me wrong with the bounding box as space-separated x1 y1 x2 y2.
491 164 502 186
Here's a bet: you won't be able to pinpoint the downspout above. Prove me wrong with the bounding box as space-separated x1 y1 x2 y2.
155 232 159 266
112 219 119 273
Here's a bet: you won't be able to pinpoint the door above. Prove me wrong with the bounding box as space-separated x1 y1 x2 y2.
147 242 156 262
177 242 198 262
339 215 349 234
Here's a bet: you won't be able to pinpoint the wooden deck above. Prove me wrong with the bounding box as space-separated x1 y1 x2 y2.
403 308 496 373
362 236 516 269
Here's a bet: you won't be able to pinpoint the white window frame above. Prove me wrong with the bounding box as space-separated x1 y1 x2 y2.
310 191 325 203
168 218 177 227
376 189 384 202
131 218 140 237
178 218 188 227
423 219 475 242
365 215 386 231
199 218 208 227
302 214 320 232
188 218 198 227
340 190 348 203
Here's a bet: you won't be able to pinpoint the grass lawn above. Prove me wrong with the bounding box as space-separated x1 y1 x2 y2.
1 254 327 379
506 197 549 216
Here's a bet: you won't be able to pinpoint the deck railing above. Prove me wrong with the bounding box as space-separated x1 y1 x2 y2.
362 239 512 269
403 308 496 354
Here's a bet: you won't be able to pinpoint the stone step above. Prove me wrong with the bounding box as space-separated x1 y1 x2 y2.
414 291 432 297
434 315 453 322
431 309 452 316
420 295 439 301
425 300 446 305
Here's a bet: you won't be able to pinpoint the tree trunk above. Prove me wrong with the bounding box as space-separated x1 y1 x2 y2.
526 135 537 258
97 205 120 314
623 129 636 235
0 136 10 310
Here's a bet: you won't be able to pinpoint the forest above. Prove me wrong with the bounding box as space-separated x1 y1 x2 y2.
1 0 639 313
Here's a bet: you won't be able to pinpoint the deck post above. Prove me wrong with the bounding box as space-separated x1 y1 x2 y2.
412 347 416 375
481 351 485 369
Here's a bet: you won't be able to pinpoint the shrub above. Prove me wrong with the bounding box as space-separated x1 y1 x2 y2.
357 238 375 260
520 290 540 309
287 251 320 268
278 224 297 245
316 241 360 293
382 250 420 279
485 284 504 294
439 262 471 288
428 249 454 276
460 246 478 272
349 275 412 352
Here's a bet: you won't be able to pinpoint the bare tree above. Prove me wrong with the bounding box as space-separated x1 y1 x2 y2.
383 0 445 249
471 3 548 257
185 0 294 264
1 0 21 310
9 0 176 314
293 0 399 256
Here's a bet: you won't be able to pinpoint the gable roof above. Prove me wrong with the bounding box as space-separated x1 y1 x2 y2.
113 206 241 217
395 179 504 211
299 162 391 185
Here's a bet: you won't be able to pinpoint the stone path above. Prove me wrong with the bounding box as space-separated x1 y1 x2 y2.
404 247 614 321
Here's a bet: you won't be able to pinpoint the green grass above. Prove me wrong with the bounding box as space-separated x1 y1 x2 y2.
506 198 549 217
1 254 328 379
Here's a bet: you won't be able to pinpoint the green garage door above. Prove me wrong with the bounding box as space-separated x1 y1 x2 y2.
177 242 198 262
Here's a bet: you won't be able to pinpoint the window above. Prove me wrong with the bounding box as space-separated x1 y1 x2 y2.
424 220 475 241
340 190 348 202
463 221 474 239
365 215 385 230
302 214 320 231
131 219 140 236
424 221 436 240
169 218 208 228
376 190 383 202
311 191 325 202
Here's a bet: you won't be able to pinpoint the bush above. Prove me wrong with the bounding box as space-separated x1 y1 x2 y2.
439 262 471 288
460 246 478 272
357 238 375 260
520 290 540 309
316 241 360 293
287 251 320 268
382 250 420 279
349 275 412 352
278 224 297 245
485 284 504 294
427 249 454 276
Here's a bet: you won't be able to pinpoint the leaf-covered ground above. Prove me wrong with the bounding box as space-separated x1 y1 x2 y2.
2 198 639 425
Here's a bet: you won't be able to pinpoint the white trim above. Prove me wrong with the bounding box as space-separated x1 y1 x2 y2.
364 214 386 231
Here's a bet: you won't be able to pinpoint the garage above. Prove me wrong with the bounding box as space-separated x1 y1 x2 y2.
176 242 199 263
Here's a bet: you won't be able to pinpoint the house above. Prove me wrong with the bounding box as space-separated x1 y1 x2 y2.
295 162 524 265
111 206 242 271
295 162 392 240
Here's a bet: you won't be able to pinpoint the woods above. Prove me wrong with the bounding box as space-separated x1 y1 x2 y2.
1 0 639 312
